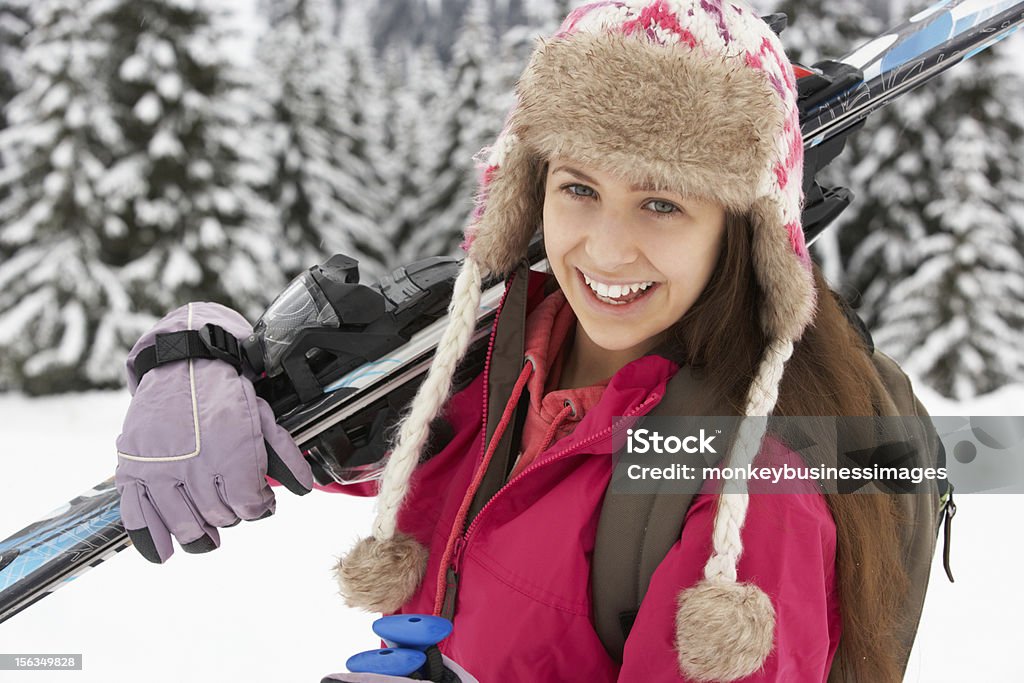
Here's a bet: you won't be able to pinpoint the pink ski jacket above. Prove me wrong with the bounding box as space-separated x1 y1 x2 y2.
316 267 841 682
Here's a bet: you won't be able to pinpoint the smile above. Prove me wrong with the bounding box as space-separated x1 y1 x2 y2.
578 269 659 307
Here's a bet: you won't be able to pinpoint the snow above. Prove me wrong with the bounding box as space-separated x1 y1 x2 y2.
97 156 146 205
147 128 183 159
223 0 264 66
23 301 87 377
0 213 34 246
0 390 378 682
0 287 50 344
49 139 73 169
131 92 162 125
211 187 239 214
198 216 224 247
155 72 183 101
161 247 202 290
42 170 65 197
39 82 70 115
117 55 147 82
0 385 1022 682
150 39 176 69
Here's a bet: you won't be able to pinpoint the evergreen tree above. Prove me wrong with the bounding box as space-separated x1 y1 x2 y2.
0 0 292 392
0 0 144 393
407 0 505 260
0 0 31 131
375 43 450 269
94 0 285 320
0 0 31 241
254 0 383 280
331 6 392 280
868 55 1024 398
522 0 575 32
773 0 1024 396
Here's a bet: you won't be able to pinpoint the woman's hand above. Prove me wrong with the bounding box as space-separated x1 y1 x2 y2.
114 302 314 564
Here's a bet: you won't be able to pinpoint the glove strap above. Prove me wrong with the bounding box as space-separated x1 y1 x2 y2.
133 324 245 381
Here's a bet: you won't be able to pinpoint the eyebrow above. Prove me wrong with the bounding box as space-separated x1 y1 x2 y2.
551 165 663 193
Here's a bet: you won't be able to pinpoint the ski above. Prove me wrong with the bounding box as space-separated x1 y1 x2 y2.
3 0 1022 625
801 0 1024 151
0 478 129 623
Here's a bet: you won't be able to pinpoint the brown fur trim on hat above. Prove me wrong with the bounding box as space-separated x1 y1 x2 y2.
468 138 547 277
468 26 817 343
334 533 429 614
514 31 781 212
469 30 786 279
748 196 818 342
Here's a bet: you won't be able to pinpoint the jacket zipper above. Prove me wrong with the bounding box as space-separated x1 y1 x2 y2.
441 536 465 620
438 391 663 621
437 268 517 621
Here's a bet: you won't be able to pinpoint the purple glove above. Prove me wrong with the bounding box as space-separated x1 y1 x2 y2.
115 302 314 564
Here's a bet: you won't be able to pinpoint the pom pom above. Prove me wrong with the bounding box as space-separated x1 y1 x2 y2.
675 579 776 681
334 533 429 613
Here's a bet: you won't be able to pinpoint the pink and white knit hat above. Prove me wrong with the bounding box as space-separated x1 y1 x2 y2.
338 2 817 680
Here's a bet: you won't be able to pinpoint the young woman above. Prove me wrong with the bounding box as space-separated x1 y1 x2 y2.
116 1 917 681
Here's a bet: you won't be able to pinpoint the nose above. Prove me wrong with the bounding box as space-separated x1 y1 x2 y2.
585 212 640 270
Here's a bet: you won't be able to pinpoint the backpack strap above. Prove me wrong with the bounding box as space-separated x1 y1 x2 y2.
591 362 735 662
592 332 954 675
466 261 532 522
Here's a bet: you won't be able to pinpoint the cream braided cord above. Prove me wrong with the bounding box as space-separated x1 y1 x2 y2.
371 258 484 540
703 338 795 584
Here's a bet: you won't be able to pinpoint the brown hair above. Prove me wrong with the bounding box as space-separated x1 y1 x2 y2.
666 213 911 682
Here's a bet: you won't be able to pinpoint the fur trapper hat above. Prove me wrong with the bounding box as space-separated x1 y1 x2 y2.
337 2 818 680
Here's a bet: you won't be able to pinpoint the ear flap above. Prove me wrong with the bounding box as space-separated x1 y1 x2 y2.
465 134 547 278
747 196 818 343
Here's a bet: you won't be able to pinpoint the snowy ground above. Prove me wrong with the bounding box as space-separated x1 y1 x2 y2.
0 381 1022 682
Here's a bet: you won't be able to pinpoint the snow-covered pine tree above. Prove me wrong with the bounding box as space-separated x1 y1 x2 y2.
367 0 444 60
374 44 450 270
0 0 31 132
254 0 384 281
0 0 149 393
771 0 1024 396
522 0 576 33
868 53 1024 398
328 5 392 281
0 0 31 234
403 0 505 261
94 0 284 323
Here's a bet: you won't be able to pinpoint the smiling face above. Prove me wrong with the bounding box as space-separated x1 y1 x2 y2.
542 157 727 377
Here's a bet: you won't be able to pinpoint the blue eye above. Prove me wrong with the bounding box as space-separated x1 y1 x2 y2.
562 183 595 199
645 199 679 216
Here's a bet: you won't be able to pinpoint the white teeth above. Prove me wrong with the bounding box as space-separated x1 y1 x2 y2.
581 270 654 300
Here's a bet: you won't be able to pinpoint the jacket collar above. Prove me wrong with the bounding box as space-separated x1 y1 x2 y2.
491 263 684 455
